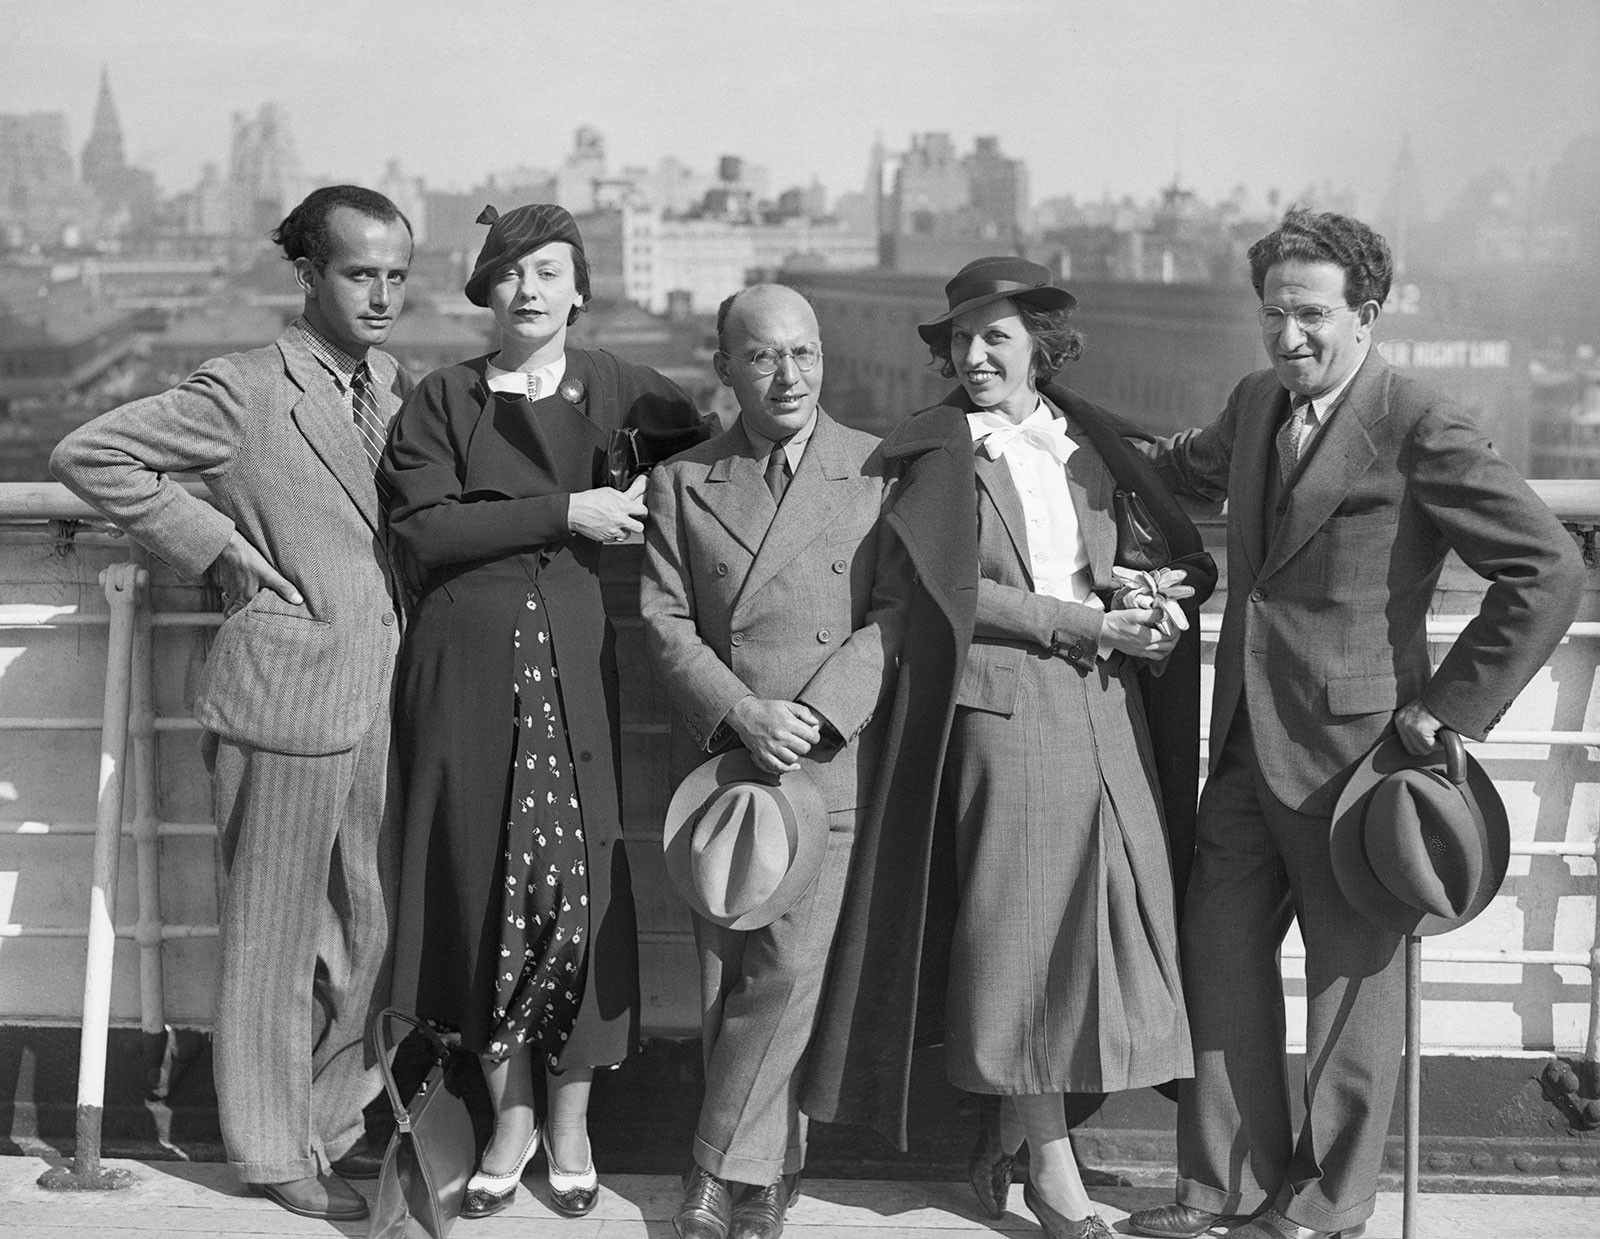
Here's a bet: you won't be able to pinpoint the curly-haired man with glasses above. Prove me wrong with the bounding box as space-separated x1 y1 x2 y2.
1127 210 1583 1239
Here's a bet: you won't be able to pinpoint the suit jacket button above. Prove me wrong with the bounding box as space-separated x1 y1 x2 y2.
817 629 831 643
1250 588 1266 602
832 559 847 574
579 750 592 761
716 562 729 576
381 612 395 626
731 631 744 646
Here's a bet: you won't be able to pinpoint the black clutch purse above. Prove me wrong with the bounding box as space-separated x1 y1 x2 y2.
600 426 646 490
1113 488 1173 572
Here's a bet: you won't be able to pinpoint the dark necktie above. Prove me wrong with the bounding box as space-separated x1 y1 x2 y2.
764 443 791 507
1276 396 1311 483
351 364 393 501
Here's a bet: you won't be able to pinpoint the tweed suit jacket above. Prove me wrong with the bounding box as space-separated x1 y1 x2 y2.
51 326 412 757
1146 350 1585 815
641 409 909 814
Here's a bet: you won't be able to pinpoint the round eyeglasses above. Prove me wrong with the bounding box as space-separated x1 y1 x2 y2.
732 344 823 376
1257 304 1352 334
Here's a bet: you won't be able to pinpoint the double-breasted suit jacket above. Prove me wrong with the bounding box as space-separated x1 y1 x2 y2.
1141 348 1585 1230
642 410 905 810
1150 350 1583 815
51 324 412 1183
640 408 909 1184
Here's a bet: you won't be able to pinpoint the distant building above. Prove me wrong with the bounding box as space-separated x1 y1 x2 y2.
783 267 1532 471
227 105 303 239
0 111 95 246
377 160 427 246
964 135 1028 243
0 272 138 404
78 68 157 235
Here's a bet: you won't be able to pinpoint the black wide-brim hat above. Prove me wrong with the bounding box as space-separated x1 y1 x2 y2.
1330 731 1510 937
917 255 1076 345
464 202 585 308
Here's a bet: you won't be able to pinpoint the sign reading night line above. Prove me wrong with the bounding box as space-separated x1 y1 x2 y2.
1379 339 1513 370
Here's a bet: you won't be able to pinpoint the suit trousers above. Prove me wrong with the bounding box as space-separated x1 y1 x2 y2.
1174 709 1404 1234
691 811 857 1186
206 706 400 1183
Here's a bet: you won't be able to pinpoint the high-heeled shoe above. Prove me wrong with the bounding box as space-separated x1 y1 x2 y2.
546 1152 599 1218
462 1124 541 1219
1023 1179 1113 1239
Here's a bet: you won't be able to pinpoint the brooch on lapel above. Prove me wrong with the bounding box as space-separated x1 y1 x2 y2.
559 377 586 406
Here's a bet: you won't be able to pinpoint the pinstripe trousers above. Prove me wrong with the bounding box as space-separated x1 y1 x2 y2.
206 706 400 1184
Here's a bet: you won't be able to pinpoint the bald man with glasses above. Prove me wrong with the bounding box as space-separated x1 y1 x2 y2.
642 284 909 1239
1126 210 1583 1239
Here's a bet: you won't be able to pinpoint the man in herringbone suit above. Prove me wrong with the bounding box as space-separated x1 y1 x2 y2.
52 186 415 1225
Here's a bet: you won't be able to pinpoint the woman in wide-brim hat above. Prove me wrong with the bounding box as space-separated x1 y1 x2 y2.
804 256 1216 1239
382 204 707 1219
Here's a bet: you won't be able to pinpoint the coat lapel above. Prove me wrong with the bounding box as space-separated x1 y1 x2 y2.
278 335 382 535
739 411 857 605
972 451 1033 587
1260 354 1388 580
1058 411 1116 584
685 424 772 558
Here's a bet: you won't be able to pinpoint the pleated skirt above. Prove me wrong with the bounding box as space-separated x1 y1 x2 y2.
943 649 1193 1095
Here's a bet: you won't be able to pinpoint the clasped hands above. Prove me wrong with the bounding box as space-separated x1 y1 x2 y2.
1095 565 1196 662
727 695 828 775
568 475 647 544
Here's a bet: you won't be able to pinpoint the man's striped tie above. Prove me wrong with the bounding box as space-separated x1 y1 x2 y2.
351 363 394 503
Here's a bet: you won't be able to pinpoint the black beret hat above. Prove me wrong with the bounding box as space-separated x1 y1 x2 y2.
464 203 586 308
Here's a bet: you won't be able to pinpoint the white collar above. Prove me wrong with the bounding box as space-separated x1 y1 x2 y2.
486 353 568 400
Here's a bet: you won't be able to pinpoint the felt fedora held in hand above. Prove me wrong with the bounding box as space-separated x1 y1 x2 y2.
917 256 1076 345
1330 730 1509 936
663 750 827 931
463 202 586 308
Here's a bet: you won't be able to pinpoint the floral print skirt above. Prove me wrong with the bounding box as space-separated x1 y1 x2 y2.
483 589 591 1066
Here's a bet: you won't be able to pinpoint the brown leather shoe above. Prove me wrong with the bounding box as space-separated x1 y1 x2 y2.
1230 1208 1366 1239
729 1173 799 1239
328 1134 386 1180
256 1173 370 1221
675 1165 734 1239
1125 1201 1245 1238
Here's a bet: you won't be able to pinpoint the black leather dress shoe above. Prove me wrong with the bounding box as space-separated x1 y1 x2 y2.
256 1173 370 1222
675 1165 734 1239
1230 1208 1365 1239
729 1173 799 1239
329 1135 386 1181
1125 1201 1244 1238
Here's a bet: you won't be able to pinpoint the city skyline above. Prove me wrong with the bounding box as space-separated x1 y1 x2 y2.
4 0 1598 217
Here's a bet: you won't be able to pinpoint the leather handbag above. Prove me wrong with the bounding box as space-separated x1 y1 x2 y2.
1113 488 1173 572
601 426 646 490
368 1009 477 1239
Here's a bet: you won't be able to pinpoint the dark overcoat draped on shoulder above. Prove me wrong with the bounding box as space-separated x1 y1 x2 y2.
384 347 707 1067
801 381 1215 1149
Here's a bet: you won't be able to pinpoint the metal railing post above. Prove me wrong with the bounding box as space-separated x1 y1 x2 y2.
37 562 145 1192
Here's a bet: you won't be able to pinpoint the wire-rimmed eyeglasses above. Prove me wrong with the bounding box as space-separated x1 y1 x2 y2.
727 344 823 376
1257 304 1354 334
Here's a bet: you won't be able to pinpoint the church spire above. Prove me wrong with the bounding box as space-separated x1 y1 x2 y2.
81 65 127 190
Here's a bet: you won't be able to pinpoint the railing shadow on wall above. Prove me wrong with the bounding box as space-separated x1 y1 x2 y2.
2 480 1598 1177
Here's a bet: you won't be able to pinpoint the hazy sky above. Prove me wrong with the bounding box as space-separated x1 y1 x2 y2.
4 0 1596 215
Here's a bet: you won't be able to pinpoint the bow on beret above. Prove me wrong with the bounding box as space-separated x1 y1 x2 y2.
464 202 587 308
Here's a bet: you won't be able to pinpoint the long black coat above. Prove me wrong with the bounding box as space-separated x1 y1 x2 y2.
383 349 706 1066
801 381 1215 1148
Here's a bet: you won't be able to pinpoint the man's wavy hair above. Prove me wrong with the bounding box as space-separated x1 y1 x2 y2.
927 299 1085 385
1247 208 1393 308
271 185 412 271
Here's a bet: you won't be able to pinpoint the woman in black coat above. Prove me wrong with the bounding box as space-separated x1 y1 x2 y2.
382 205 705 1220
